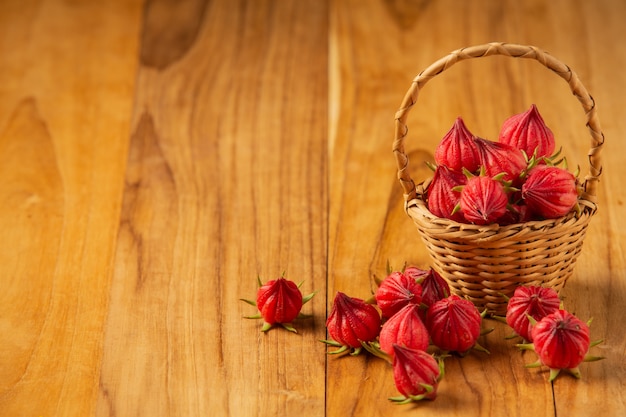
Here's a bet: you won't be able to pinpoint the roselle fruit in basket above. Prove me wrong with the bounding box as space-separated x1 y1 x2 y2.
499 104 556 159
434 117 481 172
241 276 316 333
505 285 561 342
456 173 509 225
522 165 579 219
426 165 467 222
375 270 423 319
473 136 528 185
322 292 381 355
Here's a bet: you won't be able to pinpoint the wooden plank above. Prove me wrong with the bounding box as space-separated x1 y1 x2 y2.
328 0 626 415
96 1 329 416
0 1 143 416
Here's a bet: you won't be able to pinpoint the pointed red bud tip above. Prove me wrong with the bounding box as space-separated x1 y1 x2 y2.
325 292 381 350
255 277 304 326
505 285 560 342
375 271 423 319
390 344 441 402
434 117 481 172
379 304 429 357
459 175 508 225
420 268 450 311
521 165 579 219
499 104 556 159
403 265 429 283
426 295 482 354
426 165 467 222
474 137 528 186
530 310 592 374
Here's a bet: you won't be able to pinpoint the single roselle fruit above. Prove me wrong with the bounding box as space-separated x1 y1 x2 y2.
427 165 467 222
458 174 509 225
520 310 603 381
522 165 579 219
403 265 429 282
241 276 316 333
322 292 381 355
375 271 423 319
499 104 556 159
426 295 483 354
389 344 443 404
379 304 430 357
420 268 450 310
474 137 528 185
505 285 561 341
434 117 481 172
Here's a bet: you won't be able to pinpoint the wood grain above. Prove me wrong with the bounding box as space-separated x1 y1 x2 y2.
96 1 328 416
1 0 625 416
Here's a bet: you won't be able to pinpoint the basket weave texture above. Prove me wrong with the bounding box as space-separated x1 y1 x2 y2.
393 42 604 315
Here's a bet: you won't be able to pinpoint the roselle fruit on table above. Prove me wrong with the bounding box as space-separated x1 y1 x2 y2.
518 309 604 381
389 344 443 404
240 276 316 333
426 294 485 354
375 270 423 319
378 303 430 357
505 285 561 342
419 268 450 311
322 291 381 355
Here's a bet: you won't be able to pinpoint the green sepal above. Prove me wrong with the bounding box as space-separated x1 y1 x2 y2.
549 368 562 381
525 360 542 368
590 338 604 348
261 322 273 332
257 275 263 287
243 313 262 319
388 395 412 405
281 323 298 333
490 314 508 324
526 313 538 326
349 347 363 356
360 341 392 363
516 342 535 351
583 354 605 362
473 342 490 354
240 298 257 307
320 339 343 347
302 291 317 304
425 161 437 172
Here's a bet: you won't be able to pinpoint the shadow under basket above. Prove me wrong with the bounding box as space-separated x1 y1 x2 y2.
393 43 604 315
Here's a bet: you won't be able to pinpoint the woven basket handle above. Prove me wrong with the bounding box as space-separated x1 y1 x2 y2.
393 42 604 205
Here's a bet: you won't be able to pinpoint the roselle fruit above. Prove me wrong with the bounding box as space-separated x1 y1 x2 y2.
389 344 443 404
521 165 579 219
379 304 430 357
474 137 528 185
403 265 429 282
427 165 467 222
323 292 381 355
499 104 556 159
458 174 509 225
520 310 604 381
420 268 450 310
505 285 561 342
375 271 423 319
241 276 315 333
434 117 481 172
426 295 483 354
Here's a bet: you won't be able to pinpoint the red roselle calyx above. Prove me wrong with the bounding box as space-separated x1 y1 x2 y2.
375 271 423 319
420 268 450 311
474 137 528 185
519 310 604 381
499 104 556 159
427 165 467 222
457 174 509 225
434 117 481 172
426 295 485 354
389 344 443 404
323 292 381 355
378 304 430 358
241 276 316 333
505 285 561 342
521 165 579 219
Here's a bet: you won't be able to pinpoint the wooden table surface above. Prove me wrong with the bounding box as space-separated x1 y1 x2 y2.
1 0 625 416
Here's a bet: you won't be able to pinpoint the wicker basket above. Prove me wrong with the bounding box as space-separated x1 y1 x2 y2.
393 42 604 315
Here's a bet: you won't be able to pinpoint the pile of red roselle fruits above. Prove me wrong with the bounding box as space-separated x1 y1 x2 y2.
241 268 604 405
322 266 490 404
427 104 581 225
